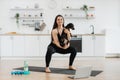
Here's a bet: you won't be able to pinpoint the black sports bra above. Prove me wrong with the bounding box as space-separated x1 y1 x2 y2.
51 28 69 47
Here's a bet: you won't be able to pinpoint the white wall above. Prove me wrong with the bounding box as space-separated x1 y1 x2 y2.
104 0 120 54
0 0 120 54
106 28 120 53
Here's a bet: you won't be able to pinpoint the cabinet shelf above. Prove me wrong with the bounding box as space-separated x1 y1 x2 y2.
10 8 44 27
64 16 95 19
62 8 81 10
10 8 44 19
62 7 95 11
11 17 44 20
10 8 44 11
62 6 95 20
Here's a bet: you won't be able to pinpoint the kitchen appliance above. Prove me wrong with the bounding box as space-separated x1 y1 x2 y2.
70 36 82 52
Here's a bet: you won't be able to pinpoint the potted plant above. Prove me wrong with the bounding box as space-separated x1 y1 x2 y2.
82 5 88 19
15 13 20 28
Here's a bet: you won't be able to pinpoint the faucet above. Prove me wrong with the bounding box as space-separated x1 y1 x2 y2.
90 25 94 34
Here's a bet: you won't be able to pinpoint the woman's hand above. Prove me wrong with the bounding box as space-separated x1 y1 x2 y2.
64 39 68 44
63 43 70 49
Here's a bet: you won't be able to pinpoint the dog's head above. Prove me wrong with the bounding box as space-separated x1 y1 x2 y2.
65 23 75 30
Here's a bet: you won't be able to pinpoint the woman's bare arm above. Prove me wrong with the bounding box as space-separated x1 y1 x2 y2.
65 29 71 41
52 29 63 48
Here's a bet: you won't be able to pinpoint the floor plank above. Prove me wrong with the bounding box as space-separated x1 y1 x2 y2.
0 57 120 80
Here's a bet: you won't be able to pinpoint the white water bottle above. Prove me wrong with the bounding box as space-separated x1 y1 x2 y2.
24 61 29 71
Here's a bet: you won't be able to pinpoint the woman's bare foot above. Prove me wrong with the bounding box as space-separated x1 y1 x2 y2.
45 67 51 73
69 66 76 70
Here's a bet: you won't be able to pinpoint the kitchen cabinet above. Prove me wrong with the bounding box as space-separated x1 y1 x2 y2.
0 36 25 57
1 36 13 56
39 36 51 56
24 36 51 57
24 36 40 57
12 36 25 56
0 34 105 59
0 35 51 58
94 36 105 56
82 35 105 56
82 36 94 56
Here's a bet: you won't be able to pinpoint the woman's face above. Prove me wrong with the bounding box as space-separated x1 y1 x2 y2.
56 16 64 27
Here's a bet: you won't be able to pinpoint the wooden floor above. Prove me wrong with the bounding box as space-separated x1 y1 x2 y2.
0 57 120 80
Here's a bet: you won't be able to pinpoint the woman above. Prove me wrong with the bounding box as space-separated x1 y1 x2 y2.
45 15 77 73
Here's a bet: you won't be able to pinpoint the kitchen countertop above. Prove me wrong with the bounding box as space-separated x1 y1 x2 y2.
0 33 105 36
73 33 105 36
0 33 51 36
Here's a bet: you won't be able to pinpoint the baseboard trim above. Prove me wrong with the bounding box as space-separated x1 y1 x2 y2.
105 53 120 58
0 56 105 60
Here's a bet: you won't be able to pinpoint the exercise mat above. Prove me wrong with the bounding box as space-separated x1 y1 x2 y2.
14 66 102 76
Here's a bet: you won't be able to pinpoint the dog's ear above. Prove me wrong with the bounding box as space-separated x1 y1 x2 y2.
66 23 75 30
65 24 69 29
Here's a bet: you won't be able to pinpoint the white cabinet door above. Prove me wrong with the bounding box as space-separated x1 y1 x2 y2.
39 36 51 56
94 36 105 56
1 36 13 56
12 36 25 56
1 36 25 57
24 36 40 57
82 36 94 56
82 36 105 56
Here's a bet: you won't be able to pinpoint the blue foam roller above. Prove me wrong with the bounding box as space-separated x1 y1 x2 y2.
24 71 30 75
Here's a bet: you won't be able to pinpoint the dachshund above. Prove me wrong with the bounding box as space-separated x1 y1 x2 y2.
59 23 75 47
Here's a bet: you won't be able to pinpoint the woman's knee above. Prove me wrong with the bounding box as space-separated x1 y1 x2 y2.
70 47 77 53
47 46 56 54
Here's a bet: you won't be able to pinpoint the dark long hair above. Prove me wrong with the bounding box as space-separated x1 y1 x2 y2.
52 14 65 29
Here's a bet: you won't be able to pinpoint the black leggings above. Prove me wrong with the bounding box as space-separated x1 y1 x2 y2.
45 42 77 67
